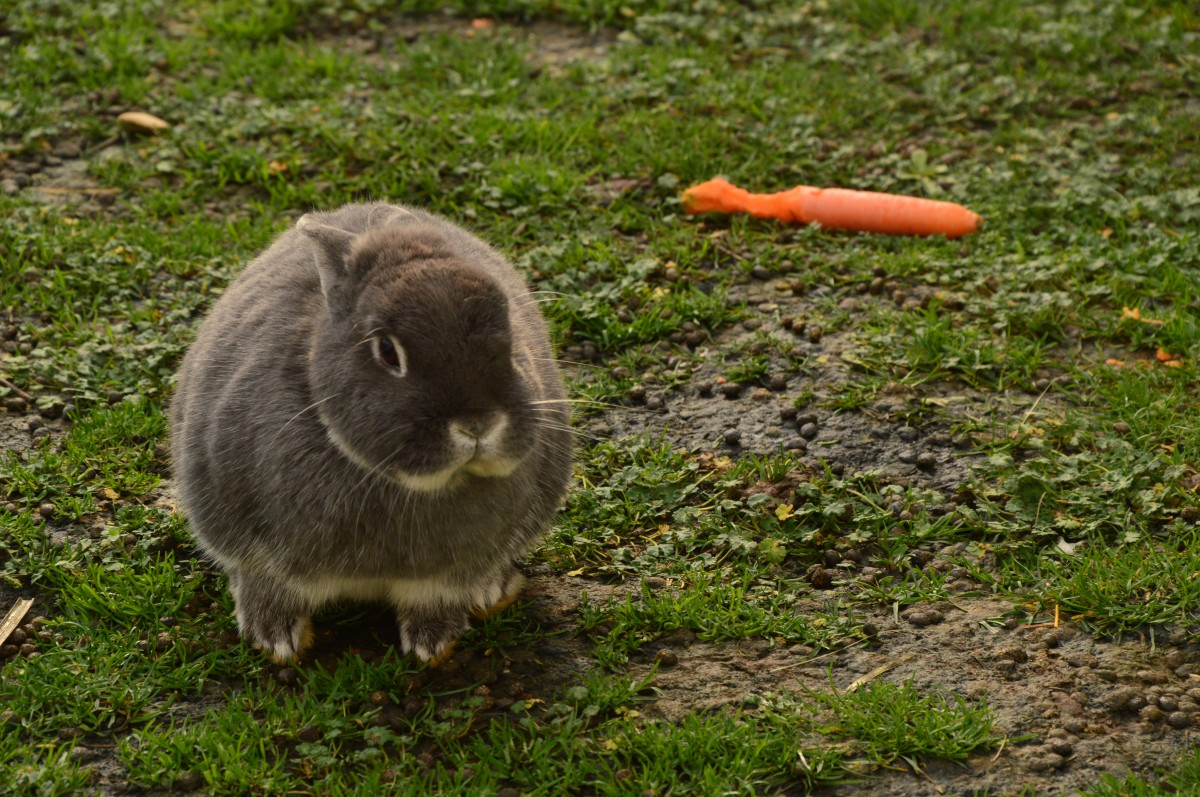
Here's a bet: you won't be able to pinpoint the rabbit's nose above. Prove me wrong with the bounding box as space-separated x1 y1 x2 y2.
450 412 505 446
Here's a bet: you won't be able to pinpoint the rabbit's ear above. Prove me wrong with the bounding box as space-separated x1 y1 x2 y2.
297 216 356 320
366 204 413 229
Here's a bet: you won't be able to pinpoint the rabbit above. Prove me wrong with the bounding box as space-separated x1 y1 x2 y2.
170 202 572 664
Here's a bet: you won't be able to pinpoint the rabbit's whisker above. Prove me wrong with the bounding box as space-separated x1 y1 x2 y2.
272 394 342 442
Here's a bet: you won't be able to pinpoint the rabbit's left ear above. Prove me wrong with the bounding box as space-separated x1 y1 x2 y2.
297 216 357 320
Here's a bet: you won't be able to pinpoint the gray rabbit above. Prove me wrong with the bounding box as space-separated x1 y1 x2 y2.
171 202 572 664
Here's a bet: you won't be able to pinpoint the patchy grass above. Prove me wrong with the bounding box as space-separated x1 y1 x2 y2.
1 0 1198 793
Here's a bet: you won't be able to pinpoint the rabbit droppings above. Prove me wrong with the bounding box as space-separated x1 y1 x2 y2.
171 203 572 664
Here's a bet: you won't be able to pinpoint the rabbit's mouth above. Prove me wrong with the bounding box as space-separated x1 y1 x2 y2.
321 417 523 493
386 453 522 493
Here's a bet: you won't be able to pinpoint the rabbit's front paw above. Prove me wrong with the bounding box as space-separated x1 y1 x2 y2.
471 568 525 620
240 612 314 664
230 572 314 663
397 608 469 665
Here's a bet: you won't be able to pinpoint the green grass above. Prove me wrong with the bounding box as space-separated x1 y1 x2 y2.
1 0 1199 793
578 573 867 668
1078 747 1200 796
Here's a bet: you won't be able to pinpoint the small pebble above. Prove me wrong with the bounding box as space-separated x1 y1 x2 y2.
806 326 822 343
1042 627 1070 647
784 438 807 452
3 397 26 413
898 450 917 464
750 266 770 280
1034 378 1051 392
654 648 679 667
1048 740 1074 757
1138 669 1169 685
916 452 937 470
645 395 664 410
1064 652 1098 668
766 374 788 391
1024 752 1065 772
723 429 741 446
1166 711 1192 729
798 422 818 440
628 385 646 401
780 406 798 422
1113 421 1131 435
902 609 944 628
807 567 834 589
822 549 842 567
1141 705 1166 723
897 427 918 442
696 380 714 397
995 645 1027 664
750 387 771 401
1063 719 1087 734
718 382 743 399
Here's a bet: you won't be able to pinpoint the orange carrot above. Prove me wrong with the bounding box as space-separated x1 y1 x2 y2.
681 177 983 238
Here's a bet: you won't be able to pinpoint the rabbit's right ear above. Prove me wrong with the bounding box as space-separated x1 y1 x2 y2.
297 216 356 321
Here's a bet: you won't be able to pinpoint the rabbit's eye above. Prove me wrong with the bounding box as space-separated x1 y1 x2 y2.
372 335 407 375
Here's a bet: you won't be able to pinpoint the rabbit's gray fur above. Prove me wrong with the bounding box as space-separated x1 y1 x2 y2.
171 202 571 662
